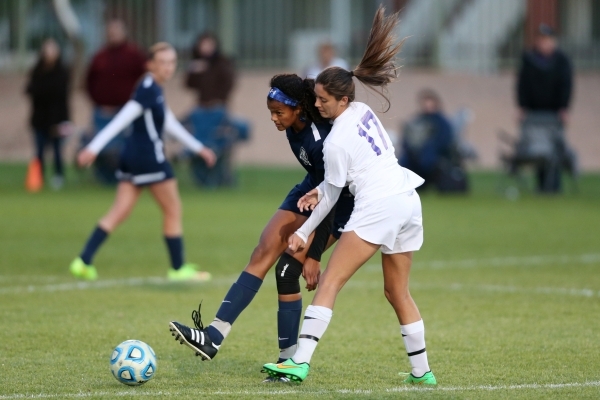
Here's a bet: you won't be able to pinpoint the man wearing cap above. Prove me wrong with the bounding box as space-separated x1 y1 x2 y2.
516 24 573 193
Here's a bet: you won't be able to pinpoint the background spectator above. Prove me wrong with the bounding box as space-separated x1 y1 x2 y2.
305 42 349 79
184 31 248 187
517 24 573 193
25 38 71 190
399 89 460 191
85 19 146 184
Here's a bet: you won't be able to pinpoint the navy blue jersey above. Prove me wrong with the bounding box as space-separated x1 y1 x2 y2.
117 75 173 185
286 121 332 184
127 75 167 164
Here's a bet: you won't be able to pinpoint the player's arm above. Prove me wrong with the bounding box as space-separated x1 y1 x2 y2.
78 100 143 167
164 107 216 167
290 142 348 251
305 163 336 262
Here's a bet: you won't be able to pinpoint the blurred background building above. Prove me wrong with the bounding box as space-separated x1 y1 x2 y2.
1 0 599 71
0 0 599 174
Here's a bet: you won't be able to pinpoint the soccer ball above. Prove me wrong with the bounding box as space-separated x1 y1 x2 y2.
109 340 157 386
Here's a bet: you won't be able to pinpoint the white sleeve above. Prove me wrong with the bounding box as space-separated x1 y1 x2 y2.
323 142 349 187
86 101 143 154
164 108 205 152
295 181 343 243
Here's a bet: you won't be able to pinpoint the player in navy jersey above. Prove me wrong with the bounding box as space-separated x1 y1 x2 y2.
168 74 354 379
70 42 216 282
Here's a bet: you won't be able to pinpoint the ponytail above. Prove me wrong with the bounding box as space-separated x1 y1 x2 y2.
316 6 404 112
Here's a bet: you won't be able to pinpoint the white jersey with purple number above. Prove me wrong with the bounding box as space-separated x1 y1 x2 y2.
323 102 424 203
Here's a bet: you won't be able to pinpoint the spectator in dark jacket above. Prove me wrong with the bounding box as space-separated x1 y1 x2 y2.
25 38 71 189
185 32 236 107
85 19 146 183
184 32 249 187
400 89 454 190
517 24 573 193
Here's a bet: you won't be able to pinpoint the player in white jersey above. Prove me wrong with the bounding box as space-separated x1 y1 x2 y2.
263 6 436 385
69 43 216 282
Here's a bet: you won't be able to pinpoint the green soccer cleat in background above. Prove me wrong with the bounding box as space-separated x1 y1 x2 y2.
402 371 437 386
69 257 98 281
168 263 212 282
262 359 310 382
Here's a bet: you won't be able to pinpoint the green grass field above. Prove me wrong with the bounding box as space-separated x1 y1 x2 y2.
1 164 599 399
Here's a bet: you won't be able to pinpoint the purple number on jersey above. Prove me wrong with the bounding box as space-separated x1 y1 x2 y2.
357 110 388 156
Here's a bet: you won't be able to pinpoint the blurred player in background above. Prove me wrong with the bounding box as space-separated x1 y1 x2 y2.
70 42 216 282
263 6 436 385
305 42 349 79
85 19 147 183
25 38 71 190
168 74 354 381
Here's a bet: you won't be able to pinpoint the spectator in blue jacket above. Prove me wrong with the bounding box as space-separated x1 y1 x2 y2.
399 89 454 190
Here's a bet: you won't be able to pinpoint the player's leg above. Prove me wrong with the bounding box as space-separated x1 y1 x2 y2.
148 179 210 281
170 209 306 359
381 252 435 385
271 237 317 367
71 181 142 280
263 231 379 381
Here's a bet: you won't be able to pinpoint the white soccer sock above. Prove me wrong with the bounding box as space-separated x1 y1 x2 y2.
401 320 430 377
292 305 333 364
279 345 297 361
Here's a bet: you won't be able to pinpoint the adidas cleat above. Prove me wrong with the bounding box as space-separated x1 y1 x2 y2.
168 302 218 360
402 371 437 386
69 257 98 281
262 359 309 382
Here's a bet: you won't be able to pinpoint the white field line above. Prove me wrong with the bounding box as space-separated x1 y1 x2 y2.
1 381 599 398
1 252 599 296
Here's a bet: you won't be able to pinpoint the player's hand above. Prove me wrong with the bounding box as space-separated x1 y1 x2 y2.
298 188 319 212
288 233 306 253
77 149 96 168
198 147 217 168
302 257 321 291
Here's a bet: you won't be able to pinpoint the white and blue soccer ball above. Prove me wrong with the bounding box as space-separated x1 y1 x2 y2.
109 340 157 386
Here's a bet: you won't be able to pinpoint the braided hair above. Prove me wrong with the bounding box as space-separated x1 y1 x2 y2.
269 74 325 123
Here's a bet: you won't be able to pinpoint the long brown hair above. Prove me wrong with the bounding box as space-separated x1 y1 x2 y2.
316 6 404 112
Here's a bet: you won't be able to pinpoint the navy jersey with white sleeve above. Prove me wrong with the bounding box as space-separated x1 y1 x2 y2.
296 102 425 253
87 74 205 186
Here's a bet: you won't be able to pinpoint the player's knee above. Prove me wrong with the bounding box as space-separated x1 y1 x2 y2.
275 253 302 295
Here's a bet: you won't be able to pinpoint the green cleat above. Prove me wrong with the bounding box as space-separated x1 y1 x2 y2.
262 359 309 382
69 258 98 281
403 371 437 386
168 263 211 282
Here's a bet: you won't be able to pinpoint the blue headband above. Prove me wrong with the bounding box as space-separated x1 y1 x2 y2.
268 87 299 107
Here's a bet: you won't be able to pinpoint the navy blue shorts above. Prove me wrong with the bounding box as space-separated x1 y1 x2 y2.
116 150 174 187
279 175 316 218
279 176 354 239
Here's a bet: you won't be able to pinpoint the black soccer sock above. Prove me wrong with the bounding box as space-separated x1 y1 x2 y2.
277 298 302 362
80 225 108 265
164 236 184 270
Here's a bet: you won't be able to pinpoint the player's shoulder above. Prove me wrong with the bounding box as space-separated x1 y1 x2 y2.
136 74 157 91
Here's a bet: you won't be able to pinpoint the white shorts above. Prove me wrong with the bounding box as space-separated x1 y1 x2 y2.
341 190 423 254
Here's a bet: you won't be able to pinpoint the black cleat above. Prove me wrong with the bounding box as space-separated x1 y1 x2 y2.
169 302 220 361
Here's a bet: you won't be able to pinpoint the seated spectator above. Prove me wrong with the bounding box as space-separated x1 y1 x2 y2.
400 89 466 192
184 31 249 187
25 38 71 190
305 42 349 79
85 19 146 184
